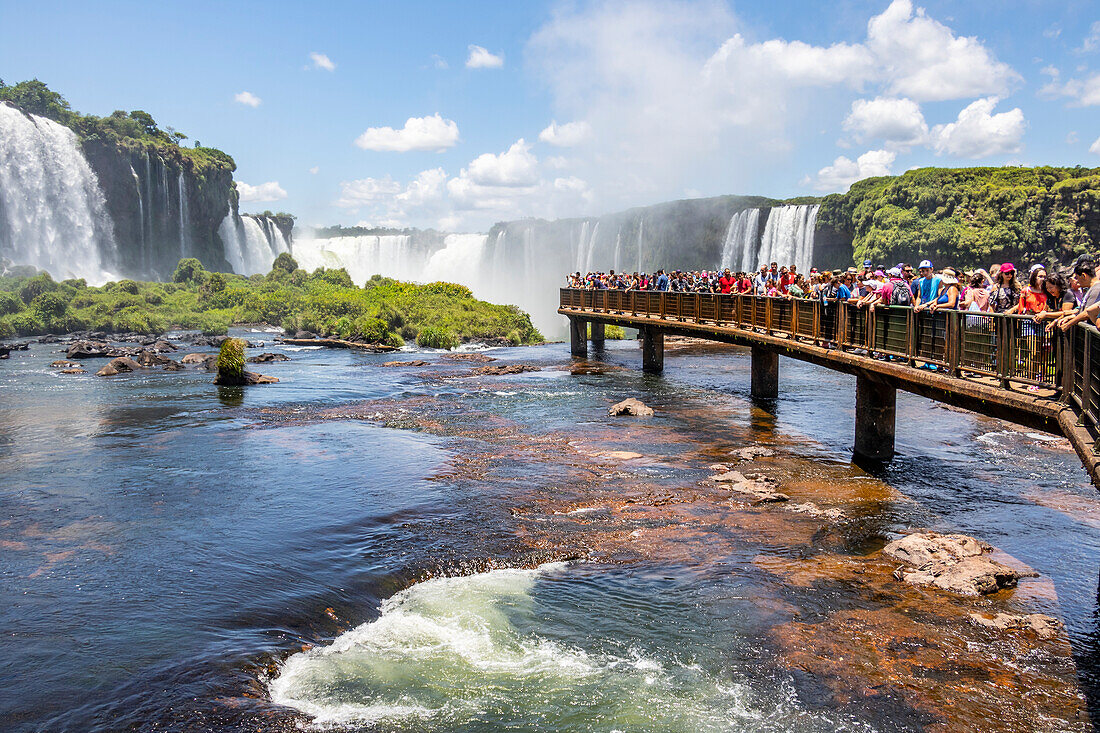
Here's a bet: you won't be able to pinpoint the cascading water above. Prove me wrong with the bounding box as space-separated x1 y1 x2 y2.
718 208 761 272
756 204 819 274
130 164 146 272
613 227 622 272
573 221 590 273
424 233 488 284
292 233 421 284
0 103 116 282
217 207 293 275
178 172 191 259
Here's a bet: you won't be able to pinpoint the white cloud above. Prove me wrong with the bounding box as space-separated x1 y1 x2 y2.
538 120 593 147
1040 70 1100 106
1067 131 1079 145
233 91 262 107
396 168 447 206
1078 21 1100 53
930 97 1025 158
466 45 504 69
430 54 449 70
309 166 319 174
1091 136 1100 155
806 149 895 192
237 181 287 202
308 52 336 71
866 0 1020 101
335 177 402 208
464 139 539 186
354 114 460 152
843 97 927 149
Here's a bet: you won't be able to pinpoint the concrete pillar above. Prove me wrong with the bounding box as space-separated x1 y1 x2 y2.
854 375 896 461
750 347 779 399
569 317 588 357
590 321 606 350
642 327 664 373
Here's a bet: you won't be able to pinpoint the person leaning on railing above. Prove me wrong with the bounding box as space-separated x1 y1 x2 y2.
1055 263 1100 331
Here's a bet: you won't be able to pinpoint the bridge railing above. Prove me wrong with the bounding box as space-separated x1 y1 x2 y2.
559 288 1077 390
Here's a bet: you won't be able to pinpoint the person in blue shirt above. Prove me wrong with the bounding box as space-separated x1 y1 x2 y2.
913 260 943 309
655 269 669 291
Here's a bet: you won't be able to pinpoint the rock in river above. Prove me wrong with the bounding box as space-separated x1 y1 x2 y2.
608 398 654 417
214 370 279 386
383 360 430 367
67 340 111 359
883 531 1035 596
96 356 143 377
710 470 789 503
247 352 290 363
472 364 542 376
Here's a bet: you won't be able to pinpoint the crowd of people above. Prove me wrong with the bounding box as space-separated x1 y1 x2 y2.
566 259 1100 332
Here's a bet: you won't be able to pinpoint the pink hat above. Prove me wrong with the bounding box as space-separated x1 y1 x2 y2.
1001 262 1016 273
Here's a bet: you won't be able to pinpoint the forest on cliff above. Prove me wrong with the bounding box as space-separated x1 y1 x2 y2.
817 166 1100 269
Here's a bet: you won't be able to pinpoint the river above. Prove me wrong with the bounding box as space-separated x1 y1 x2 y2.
2 333 1098 731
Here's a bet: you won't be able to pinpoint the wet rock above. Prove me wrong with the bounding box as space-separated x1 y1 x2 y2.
180 353 208 364
969 612 1064 639
442 353 496 363
162 360 184 371
472 364 542 376
710 470 789 503
0 347 8 359
247 352 290 363
135 349 172 367
602 450 644 460
59 368 86 375
51 360 80 368
383 360 430 367
95 356 143 377
38 335 61 343
67 340 111 359
608 398 654 417
152 340 177 352
294 331 316 340
214 370 279 386
9 341 30 350
883 532 1035 596
733 446 775 461
786 502 844 519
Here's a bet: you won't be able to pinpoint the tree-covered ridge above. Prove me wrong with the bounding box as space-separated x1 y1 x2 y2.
818 166 1100 269
0 256 543 348
0 79 235 174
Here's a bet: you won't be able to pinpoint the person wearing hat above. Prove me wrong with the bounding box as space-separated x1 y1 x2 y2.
989 263 1020 313
913 260 943 311
928 269 961 312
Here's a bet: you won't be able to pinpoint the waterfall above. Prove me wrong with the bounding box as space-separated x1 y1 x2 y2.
613 227 622 272
635 219 644 273
143 152 153 268
424 233 488 284
293 233 420 283
573 221 589 273
217 209 292 275
756 204 819 274
178 172 190 259
0 103 116 283
718 208 761 272
583 221 600 273
129 164 146 272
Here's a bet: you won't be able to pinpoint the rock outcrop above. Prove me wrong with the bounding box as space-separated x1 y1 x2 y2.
608 398 654 417
67 340 111 359
883 532 1035 596
246 352 290 363
472 364 542 376
96 356 142 377
710 470 789 503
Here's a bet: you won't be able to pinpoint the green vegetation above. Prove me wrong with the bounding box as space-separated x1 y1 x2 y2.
589 324 627 339
216 338 246 380
0 261 544 347
818 166 1100 269
0 78 234 174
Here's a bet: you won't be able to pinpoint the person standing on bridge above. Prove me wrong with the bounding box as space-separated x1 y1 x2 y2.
989 264 1021 313
655 269 669 291
912 261 943 311
1055 264 1100 330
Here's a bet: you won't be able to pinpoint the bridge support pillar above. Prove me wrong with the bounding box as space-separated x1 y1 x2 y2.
641 327 664 373
854 375 896 461
569 317 588 357
590 321 605 350
750 347 779 399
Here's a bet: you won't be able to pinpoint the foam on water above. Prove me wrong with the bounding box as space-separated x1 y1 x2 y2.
269 563 832 731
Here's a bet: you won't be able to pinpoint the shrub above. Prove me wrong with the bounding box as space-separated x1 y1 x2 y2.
172 257 206 284
30 291 68 319
0 318 13 338
272 252 298 274
18 273 58 304
0 291 21 315
198 311 230 336
416 327 458 350
216 338 245 380
116 279 140 294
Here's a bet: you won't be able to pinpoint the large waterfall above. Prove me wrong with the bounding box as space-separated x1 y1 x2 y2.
217 209 290 275
0 103 117 282
720 208 762 272
756 204 820 275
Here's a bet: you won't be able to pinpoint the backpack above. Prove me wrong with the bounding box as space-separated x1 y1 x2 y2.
821 284 840 305
889 280 912 306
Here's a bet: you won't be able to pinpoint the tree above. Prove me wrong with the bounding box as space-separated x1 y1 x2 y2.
172 257 206 285
271 252 299 274
0 79 72 122
128 110 158 136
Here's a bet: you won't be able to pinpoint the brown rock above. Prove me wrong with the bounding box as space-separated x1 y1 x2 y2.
152 340 177 352
162 360 184 371
608 398 654 417
969 612 1064 639
214 370 279 386
883 532 1035 596
66 340 110 359
710 470 789 503
442 353 496 362
136 349 171 367
733 446 775 461
247 352 290 363
51 360 79 368
59 368 86 374
95 356 142 377
383 360 430 367
180 353 209 364
472 364 542 376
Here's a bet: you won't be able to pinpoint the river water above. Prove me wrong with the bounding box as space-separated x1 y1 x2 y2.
2 332 1099 731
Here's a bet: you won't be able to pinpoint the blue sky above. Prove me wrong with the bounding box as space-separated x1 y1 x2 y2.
2 0 1098 231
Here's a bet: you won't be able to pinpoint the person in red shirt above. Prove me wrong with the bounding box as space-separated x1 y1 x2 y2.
778 266 796 295
718 268 736 294
738 271 752 293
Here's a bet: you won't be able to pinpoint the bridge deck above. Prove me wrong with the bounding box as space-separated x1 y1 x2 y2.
558 288 1100 488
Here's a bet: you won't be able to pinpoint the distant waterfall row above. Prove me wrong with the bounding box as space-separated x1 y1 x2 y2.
218 210 291 275
0 103 117 282
720 204 820 275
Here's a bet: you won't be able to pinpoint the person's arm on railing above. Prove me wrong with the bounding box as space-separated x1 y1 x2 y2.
1059 302 1100 330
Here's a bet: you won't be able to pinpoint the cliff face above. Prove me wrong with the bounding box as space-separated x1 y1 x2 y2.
82 139 235 278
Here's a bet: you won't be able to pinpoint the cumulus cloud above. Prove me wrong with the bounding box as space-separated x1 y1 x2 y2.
354 114 460 152
233 91 262 107
237 181 287 202
466 45 504 69
336 177 403 209
1078 21 1100 53
464 139 539 186
1040 69 1100 106
309 166 319 174
538 120 593 147
308 52 336 71
806 149 895 192
1091 136 1100 155
843 97 928 149
930 97 1025 158
430 54 449 70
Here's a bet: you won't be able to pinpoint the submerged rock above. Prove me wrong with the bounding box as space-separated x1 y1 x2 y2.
710 470 789 503
382 360 430 367
96 356 142 377
67 340 111 359
152 340 177 352
472 364 542 376
969 612 1064 639
162 361 184 372
443 353 496 363
214 370 279 386
608 398 654 417
59 368 86 375
733 446 775 461
51 360 79 368
883 531 1035 596
247 352 290 363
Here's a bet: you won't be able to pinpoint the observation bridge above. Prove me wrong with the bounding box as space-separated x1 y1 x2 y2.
559 288 1100 489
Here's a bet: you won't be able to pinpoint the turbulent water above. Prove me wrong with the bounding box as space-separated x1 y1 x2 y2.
3 334 1100 732
0 103 117 282
756 205 819 275
218 210 290 275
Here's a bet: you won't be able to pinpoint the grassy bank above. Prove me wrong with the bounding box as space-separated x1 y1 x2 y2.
0 255 543 347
